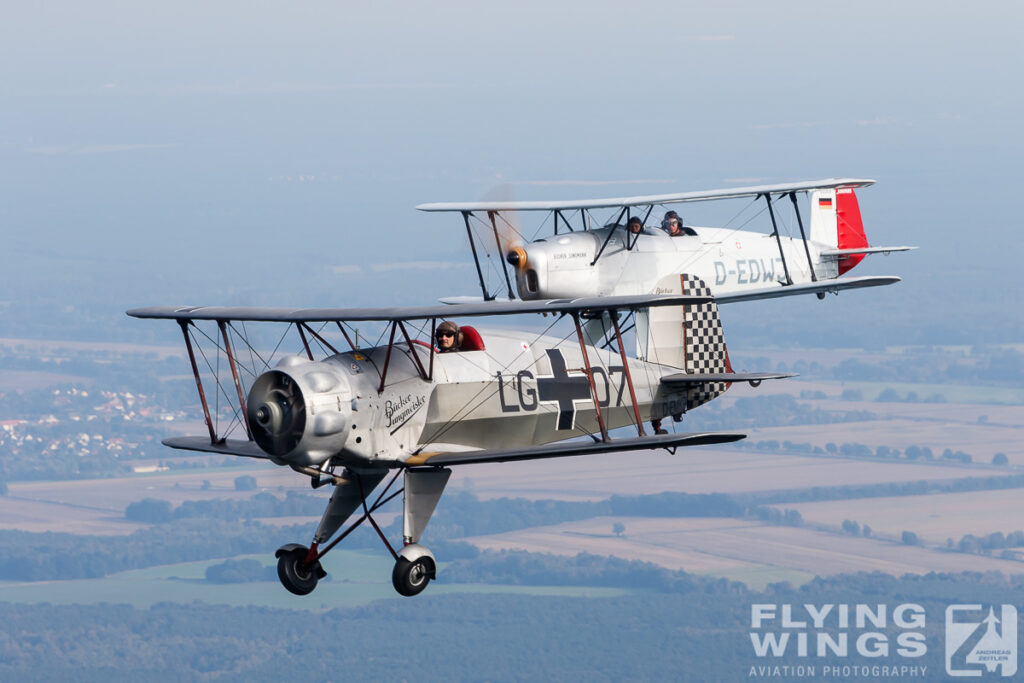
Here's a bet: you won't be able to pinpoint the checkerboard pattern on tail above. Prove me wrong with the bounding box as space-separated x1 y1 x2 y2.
682 274 730 410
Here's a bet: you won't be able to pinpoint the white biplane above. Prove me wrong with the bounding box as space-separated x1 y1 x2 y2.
418 178 914 305
128 276 791 597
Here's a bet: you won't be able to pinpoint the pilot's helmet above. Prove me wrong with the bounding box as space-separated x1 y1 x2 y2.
662 210 681 229
627 216 643 232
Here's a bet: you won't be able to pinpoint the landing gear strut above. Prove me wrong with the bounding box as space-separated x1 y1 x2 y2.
273 466 451 598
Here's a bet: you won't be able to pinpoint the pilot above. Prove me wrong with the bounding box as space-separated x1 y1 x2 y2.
436 320 460 353
627 216 644 234
663 210 683 236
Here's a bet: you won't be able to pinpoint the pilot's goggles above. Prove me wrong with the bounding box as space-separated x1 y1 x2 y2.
437 331 456 338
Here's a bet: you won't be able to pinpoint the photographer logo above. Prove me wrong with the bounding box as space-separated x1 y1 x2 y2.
946 605 1017 677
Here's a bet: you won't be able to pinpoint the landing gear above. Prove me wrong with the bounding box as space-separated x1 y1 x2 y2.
392 545 437 597
275 467 451 598
275 544 326 596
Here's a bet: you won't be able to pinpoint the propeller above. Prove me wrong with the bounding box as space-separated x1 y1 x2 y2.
481 183 526 267
248 370 306 456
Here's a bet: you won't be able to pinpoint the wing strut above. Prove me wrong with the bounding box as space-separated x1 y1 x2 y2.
624 205 654 251
378 320 435 393
487 211 516 300
611 311 645 436
554 209 574 234
789 192 817 282
336 322 358 352
300 323 340 356
762 194 793 285
217 320 252 441
572 312 609 441
296 324 314 360
378 322 397 393
180 320 218 445
397 320 431 381
590 206 627 266
462 211 492 301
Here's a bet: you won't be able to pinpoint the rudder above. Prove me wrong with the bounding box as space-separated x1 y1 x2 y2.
809 187 869 274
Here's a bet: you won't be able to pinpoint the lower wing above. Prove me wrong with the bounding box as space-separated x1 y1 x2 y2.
716 275 900 304
164 432 745 468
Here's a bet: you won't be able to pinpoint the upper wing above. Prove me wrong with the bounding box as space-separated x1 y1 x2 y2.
416 178 875 213
404 432 745 466
127 293 710 323
715 275 901 304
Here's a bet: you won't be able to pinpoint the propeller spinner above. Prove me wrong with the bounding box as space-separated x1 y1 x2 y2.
249 370 306 456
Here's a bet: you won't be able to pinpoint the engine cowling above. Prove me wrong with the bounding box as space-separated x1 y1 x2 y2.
247 355 352 467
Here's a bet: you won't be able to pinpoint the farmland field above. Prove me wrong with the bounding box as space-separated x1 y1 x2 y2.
776 489 1024 546
450 448 1008 501
2 446 1014 537
461 516 1024 581
749 418 1024 465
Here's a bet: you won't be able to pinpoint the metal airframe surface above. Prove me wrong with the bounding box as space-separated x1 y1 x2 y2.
126 293 711 323
416 178 876 213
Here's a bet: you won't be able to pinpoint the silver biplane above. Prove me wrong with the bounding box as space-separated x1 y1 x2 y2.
128 276 790 597
418 178 915 305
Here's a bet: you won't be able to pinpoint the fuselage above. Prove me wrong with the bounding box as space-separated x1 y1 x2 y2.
512 226 840 300
247 328 716 470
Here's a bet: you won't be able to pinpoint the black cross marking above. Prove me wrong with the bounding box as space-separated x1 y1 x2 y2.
537 349 592 430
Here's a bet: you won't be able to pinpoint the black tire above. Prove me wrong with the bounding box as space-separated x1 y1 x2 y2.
392 557 433 597
276 546 321 596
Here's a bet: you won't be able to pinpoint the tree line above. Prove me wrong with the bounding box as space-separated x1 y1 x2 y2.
3 569 1024 681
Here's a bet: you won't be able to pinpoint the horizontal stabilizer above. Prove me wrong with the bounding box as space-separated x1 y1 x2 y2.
405 432 745 466
661 371 796 387
716 275 900 304
163 436 270 459
820 246 917 257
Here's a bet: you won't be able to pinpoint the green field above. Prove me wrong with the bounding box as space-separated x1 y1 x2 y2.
693 566 815 591
0 551 638 609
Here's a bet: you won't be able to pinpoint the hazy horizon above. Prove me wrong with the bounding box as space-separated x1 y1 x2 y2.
2 2 1021 346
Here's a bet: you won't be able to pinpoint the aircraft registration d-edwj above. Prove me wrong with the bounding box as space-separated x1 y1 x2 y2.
128 179 909 598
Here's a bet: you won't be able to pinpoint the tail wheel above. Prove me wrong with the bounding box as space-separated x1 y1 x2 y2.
276 545 324 596
392 556 434 597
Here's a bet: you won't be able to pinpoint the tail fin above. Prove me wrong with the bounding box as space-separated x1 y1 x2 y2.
679 274 731 375
809 187 868 274
644 274 729 370
643 274 732 411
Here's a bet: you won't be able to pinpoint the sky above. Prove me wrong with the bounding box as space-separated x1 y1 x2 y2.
1 0 1022 344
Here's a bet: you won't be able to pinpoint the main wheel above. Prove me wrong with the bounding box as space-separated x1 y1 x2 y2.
276 545 324 596
392 556 433 597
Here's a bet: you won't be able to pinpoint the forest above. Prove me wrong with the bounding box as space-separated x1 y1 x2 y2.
2 571 1022 681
